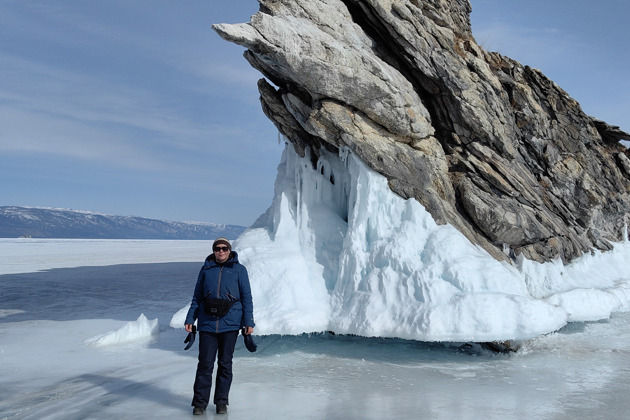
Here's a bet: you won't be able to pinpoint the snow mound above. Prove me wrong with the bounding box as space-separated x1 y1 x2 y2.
546 289 622 322
85 313 158 346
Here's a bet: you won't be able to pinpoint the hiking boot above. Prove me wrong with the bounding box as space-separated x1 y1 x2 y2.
216 404 228 414
192 406 205 415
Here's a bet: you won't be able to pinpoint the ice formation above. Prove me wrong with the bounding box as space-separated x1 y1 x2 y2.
234 144 630 342
85 313 159 346
170 304 190 329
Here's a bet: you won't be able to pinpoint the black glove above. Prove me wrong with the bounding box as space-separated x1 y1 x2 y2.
184 325 196 350
243 332 257 353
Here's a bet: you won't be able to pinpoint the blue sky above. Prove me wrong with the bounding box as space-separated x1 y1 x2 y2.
1 1 628 226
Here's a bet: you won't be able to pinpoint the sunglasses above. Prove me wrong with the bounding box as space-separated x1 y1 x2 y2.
213 246 230 252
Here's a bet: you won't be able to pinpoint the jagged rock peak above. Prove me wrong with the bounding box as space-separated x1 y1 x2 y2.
214 0 630 263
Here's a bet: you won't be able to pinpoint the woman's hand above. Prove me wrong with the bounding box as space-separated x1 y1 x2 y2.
242 326 254 335
185 324 194 333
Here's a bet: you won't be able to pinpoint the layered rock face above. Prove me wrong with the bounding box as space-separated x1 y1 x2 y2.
214 0 630 263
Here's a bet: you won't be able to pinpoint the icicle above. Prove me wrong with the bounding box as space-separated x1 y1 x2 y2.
277 131 288 145
339 146 350 163
317 158 325 176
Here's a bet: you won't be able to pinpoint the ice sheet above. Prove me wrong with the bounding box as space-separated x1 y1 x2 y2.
2 243 630 419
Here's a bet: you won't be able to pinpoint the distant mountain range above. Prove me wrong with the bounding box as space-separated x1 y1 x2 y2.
0 206 246 240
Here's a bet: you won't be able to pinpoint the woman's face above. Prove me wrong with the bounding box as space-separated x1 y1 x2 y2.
213 244 230 263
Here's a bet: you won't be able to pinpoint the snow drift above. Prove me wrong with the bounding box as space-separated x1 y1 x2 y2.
233 144 630 342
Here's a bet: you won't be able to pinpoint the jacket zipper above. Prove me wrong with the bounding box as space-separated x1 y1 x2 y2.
216 266 223 331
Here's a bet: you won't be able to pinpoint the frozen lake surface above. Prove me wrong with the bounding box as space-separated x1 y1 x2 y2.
1 239 629 419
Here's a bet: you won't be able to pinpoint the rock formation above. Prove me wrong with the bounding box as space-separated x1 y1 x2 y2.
214 0 630 263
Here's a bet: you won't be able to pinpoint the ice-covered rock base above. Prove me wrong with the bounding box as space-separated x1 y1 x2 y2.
235 144 630 342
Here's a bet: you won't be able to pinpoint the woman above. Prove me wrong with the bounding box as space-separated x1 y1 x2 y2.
185 237 255 415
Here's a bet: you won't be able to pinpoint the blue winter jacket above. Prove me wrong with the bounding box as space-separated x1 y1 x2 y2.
185 251 255 333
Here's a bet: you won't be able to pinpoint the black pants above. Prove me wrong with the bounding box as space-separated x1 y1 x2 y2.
192 330 239 408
